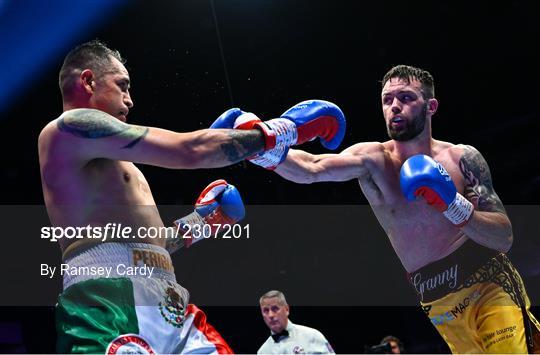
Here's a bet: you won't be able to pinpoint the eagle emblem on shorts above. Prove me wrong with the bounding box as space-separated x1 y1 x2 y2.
159 283 186 328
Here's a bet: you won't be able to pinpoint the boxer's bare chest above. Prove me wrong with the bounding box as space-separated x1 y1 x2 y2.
43 159 160 227
45 159 165 252
357 147 468 271
83 159 155 205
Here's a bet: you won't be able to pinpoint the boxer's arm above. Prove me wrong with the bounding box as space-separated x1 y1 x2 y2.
458 145 513 252
274 145 370 184
53 108 265 168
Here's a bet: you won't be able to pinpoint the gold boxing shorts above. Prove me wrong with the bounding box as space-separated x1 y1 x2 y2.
409 240 540 353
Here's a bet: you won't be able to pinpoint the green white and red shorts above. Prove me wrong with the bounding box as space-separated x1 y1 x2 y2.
56 242 233 354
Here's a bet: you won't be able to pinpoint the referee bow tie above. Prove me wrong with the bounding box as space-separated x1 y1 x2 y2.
272 329 289 343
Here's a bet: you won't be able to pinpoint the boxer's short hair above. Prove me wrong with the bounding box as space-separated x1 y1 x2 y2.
59 39 125 99
382 64 435 99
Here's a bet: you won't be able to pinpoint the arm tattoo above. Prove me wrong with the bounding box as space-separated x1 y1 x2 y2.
122 129 149 149
459 145 505 213
58 109 148 149
220 130 265 163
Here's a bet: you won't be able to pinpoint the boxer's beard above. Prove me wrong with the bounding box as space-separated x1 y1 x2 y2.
387 103 428 141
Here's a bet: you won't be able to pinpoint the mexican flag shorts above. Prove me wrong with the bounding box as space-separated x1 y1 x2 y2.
56 242 233 354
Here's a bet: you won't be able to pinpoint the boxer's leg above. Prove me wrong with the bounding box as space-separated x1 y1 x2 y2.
421 286 485 353
423 256 540 354
476 257 540 353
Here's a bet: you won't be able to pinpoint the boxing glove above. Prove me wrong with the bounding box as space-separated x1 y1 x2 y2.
166 179 245 253
210 100 346 169
400 154 474 226
279 99 346 150
211 108 297 153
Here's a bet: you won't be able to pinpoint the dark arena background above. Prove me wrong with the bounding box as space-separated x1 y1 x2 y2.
1 0 539 353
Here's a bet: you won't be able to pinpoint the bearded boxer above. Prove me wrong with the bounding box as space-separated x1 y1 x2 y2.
38 40 345 354
212 65 540 353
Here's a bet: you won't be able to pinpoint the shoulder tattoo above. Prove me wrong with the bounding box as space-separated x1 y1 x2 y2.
57 109 148 149
459 145 505 213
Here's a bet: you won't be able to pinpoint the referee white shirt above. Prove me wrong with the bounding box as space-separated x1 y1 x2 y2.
257 320 334 354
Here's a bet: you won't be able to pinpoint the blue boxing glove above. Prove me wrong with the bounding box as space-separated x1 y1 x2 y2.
212 100 346 150
400 154 474 226
211 108 297 153
166 179 245 253
209 100 347 169
211 109 296 169
280 99 346 150
210 108 246 129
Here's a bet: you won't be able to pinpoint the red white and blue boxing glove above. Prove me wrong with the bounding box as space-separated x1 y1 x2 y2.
400 154 474 227
166 179 245 253
210 108 253 131
210 100 346 169
279 99 346 150
212 110 293 169
211 107 298 156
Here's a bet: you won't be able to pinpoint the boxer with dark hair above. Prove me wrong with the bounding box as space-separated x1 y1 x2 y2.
215 65 540 353
39 39 341 354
